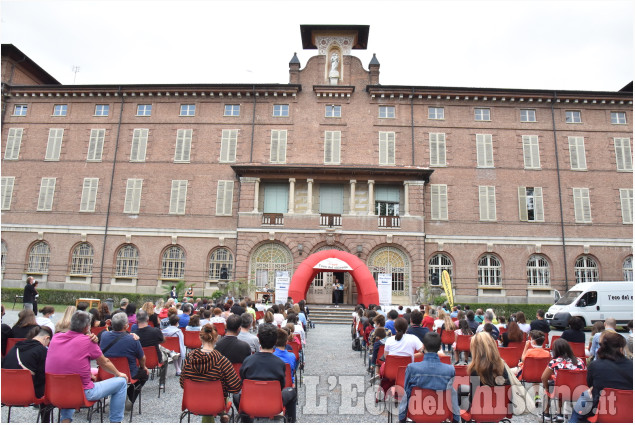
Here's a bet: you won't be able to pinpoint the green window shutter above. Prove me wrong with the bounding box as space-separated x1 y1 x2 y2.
319 185 343 214
264 184 289 213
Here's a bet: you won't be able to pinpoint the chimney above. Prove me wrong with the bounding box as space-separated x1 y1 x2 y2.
289 52 301 84
369 53 380 85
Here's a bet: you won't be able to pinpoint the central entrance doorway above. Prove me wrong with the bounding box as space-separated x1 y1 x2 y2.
307 271 358 305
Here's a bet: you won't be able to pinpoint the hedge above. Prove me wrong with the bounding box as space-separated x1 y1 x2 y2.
456 303 552 320
1 288 163 308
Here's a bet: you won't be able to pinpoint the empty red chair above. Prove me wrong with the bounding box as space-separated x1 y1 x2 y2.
588 388 633 423
142 346 165 397
507 341 525 349
238 380 285 420
406 388 454 422
549 335 560 348
455 334 472 361
460 385 511 422
383 355 412 383
441 330 456 350
44 373 103 423
520 356 551 384
179 379 233 423
498 346 523 368
213 322 226 336
287 340 303 386
183 330 201 353
1 368 47 422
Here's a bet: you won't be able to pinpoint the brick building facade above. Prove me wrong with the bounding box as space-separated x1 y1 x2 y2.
1 26 632 305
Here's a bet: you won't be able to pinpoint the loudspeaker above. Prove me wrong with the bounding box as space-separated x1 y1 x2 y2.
220 267 228 280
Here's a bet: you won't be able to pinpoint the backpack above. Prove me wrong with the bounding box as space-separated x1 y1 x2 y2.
352 337 362 351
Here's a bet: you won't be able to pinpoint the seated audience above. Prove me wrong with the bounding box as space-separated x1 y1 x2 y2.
100 312 148 403
11 309 39 338
89 308 101 329
98 302 111 325
133 309 168 390
2 325 52 398
199 309 212 326
453 319 474 363
36 306 56 334
186 315 202 331
179 304 193 328
1 304 11 356
180 324 242 422
530 309 551 334
399 332 459 422
560 316 586 344
406 309 428 343
273 327 297 380
501 320 524 347
210 307 226 324
141 302 160 328
466 310 479 334
384 310 399 334
215 314 252 364
474 308 485 323
475 310 500 340
464 332 510 409
421 308 435 331
589 318 622 359
238 312 260 353
53 306 76 334
511 330 549 378
516 311 531 334
497 315 507 331
235 323 297 423
46 311 127 423
569 331 633 422
162 314 186 375
125 303 137 327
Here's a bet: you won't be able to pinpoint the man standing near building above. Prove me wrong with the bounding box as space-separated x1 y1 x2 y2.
23 276 37 311
398 332 459 422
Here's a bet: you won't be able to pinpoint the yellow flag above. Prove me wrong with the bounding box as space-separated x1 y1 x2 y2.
441 270 454 308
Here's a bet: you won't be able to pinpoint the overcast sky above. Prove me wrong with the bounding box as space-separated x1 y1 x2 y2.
1 0 633 91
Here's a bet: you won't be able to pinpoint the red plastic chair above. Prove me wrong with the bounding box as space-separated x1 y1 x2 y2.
287 340 303 386
161 336 181 354
507 341 525 349
569 342 587 360
284 363 294 388
549 335 560 348
213 322 226 336
238 380 285 420
460 385 511 422
44 373 103 423
441 329 456 350
383 355 413 383
98 357 142 421
142 346 165 397
521 356 551 384
453 365 470 391
179 379 233 423
90 326 107 336
406 388 454 422
413 352 424 362
588 388 633 423
1 368 48 422
183 330 201 353
5 338 25 355
385 365 408 422
455 334 472 361
439 354 452 364
232 363 242 379
255 311 264 321
498 346 523 368
544 369 587 420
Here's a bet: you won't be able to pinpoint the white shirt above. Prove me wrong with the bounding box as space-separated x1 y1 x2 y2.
36 316 55 333
273 313 284 326
518 323 531 333
384 334 423 360
433 319 444 331
209 316 226 324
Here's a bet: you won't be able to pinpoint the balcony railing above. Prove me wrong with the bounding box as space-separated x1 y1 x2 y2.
378 215 401 228
320 213 342 227
262 213 284 226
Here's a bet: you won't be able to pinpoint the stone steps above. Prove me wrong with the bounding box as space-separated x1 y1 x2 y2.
308 305 356 325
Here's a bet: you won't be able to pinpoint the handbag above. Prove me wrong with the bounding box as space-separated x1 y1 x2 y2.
503 362 530 415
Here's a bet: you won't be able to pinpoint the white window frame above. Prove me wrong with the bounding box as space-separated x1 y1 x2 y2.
70 243 94 276
620 188 633 224
216 180 234 216
430 184 448 220
474 108 491 121
572 187 592 223
478 185 497 221
614 138 633 171
324 131 341 165
169 180 188 215
575 256 599 283
174 129 192 163
13 104 27 116
325 105 341 118
87 129 105 162
429 133 446 167
80 178 99 212
518 186 544 222
623 256 633 281
53 104 67 116
115 244 139 278
611 112 627 125
219 129 238 163
161 246 186 280
476 134 494 168
379 132 395 165
527 254 550 287
208 248 234 281
565 110 582 123
428 107 445 120
224 104 240 117
124 178 143 214
180 104 196 116
379 106 395 119
520 109 536 122
130 129 148 162
1 176 15 210
27 242 50 274
269 130 287 164
136 104 152 116
4 128 23 160
45 128 64 161
273 104 289 117
522 135 541 169
37 177 56 211
568 136 587 170
94 104 109 116
478 254 502 287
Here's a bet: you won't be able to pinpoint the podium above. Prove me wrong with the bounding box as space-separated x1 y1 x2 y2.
255 291 275 304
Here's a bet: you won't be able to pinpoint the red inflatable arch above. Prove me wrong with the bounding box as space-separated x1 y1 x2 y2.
288 249 379 306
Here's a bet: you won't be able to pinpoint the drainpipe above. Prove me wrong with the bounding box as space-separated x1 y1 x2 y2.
410 87 415 166
249 85 256 162
98 87 125 291
550 91 569 292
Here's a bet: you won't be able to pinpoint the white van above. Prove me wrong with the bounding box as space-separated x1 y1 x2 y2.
545 281 633 329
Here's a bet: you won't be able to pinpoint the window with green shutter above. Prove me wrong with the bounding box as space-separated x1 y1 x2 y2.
319 184 343 214
263 183 289 214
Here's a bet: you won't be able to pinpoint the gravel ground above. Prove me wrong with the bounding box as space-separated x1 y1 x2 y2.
1 310 556 423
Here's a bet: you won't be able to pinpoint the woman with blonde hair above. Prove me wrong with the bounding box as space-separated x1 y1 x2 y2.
54 305 77 333
141 301 160 328
463 332 510 408
154 298 165 314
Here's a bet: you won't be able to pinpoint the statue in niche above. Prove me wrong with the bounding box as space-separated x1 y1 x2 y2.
329 52 340 78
